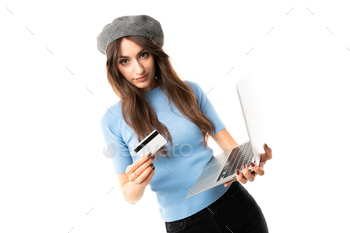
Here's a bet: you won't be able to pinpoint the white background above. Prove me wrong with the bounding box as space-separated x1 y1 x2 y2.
1 0 349 232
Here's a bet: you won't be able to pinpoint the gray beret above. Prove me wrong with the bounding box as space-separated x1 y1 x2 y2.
96 15 164 55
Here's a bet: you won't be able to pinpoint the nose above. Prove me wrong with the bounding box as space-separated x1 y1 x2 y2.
134 60 145 75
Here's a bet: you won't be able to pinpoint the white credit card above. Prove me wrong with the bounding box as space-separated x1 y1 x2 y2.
133 130 167 158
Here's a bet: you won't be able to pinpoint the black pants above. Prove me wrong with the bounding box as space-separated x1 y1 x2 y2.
165 182 268 233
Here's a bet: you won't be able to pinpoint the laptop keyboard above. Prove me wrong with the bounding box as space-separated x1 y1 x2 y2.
216 141 254 182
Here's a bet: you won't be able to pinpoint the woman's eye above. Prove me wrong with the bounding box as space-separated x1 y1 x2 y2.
140 52 148 58
120 59 128 65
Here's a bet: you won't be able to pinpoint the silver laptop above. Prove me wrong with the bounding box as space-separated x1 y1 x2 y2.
186 72 266 199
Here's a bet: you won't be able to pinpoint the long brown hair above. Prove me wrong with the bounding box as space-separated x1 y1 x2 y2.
105 35 217 161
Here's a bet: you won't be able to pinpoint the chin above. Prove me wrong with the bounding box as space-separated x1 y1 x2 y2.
136 81 151 89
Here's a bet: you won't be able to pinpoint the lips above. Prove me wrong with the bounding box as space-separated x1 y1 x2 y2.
136 74 147 80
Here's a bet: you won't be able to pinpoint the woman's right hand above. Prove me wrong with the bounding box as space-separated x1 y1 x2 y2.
125 152 156 187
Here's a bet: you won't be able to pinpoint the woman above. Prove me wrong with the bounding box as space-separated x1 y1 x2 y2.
97 15 272 233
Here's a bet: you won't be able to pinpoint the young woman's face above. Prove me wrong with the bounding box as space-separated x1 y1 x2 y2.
117 38 158 92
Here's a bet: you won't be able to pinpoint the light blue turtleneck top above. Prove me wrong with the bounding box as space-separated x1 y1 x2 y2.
100 80 232 222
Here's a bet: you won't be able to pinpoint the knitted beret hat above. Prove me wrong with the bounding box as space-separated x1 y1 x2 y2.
96 15 164 55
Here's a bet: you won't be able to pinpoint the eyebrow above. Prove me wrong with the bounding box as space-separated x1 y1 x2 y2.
118 49 145 59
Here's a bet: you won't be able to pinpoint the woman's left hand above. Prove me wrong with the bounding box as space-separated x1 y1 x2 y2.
224 143 272 187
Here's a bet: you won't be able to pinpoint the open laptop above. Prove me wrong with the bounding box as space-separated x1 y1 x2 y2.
186 71 266 199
